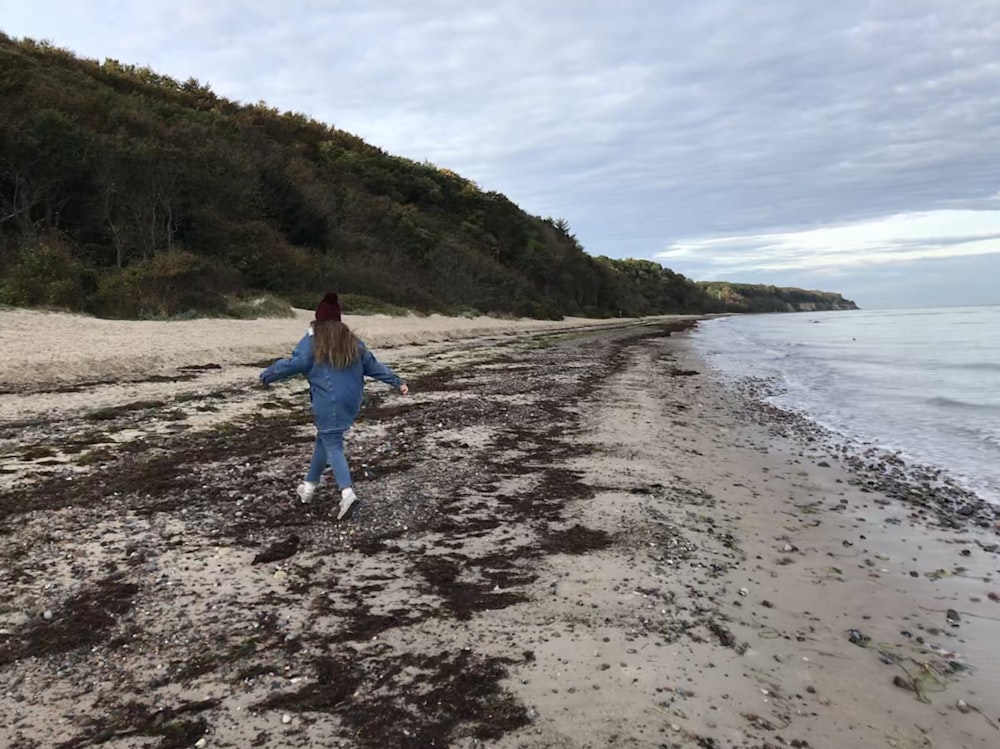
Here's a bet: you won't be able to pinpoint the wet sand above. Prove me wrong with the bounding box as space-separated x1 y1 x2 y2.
0 316 997 748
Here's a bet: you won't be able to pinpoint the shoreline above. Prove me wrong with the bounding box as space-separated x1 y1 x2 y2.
691 312 1000 512
728 374 1000 532
0 320 997 747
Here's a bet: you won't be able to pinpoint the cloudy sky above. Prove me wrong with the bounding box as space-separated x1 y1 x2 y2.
6 0 1000 307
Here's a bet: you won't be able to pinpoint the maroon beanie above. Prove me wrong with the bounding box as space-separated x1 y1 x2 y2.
315 292 342 322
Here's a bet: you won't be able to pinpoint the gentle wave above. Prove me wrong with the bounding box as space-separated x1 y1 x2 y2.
950 423 1000 450
926 395 1000 412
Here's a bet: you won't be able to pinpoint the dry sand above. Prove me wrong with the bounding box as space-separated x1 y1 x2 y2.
0 312 997 748
0 307 647 392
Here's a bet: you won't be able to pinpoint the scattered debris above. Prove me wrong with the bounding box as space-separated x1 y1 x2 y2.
251 535 301 565
847 629 870 647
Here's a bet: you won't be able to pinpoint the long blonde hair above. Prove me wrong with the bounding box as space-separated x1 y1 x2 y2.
312 320 361 368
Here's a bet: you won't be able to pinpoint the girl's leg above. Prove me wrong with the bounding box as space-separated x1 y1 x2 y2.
318 429 352 490
305 433 327 484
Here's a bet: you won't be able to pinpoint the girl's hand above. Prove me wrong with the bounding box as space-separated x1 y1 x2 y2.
399 383 409 395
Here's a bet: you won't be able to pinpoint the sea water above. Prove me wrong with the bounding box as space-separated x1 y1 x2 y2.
690 305 1000 504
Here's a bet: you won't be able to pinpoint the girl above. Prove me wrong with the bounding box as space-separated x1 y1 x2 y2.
259 292 408 520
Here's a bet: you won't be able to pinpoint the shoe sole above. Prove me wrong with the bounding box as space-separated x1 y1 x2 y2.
337 496 359 521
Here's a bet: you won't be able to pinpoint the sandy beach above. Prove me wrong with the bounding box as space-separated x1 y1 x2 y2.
1 311 997 749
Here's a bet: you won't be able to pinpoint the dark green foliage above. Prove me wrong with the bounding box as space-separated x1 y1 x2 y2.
0 34 854 318
0 235 96 308
92 250 242 318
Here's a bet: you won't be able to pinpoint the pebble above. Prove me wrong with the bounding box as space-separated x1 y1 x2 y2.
195 739 207 748
956 699 970 713
282 714 292 724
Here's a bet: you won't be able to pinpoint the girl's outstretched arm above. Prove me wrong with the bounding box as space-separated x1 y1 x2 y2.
259 334 313 386
360 346 406 392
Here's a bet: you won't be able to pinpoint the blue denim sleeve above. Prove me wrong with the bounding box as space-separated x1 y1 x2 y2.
361 346 403 389
260 334 313 385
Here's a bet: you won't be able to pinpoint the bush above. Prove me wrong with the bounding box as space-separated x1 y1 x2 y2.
0 236 96 311
221 221 317 292
511 298 564 320
94 250 242 318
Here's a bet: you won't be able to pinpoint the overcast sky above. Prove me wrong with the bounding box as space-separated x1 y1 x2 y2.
5 0 1000 307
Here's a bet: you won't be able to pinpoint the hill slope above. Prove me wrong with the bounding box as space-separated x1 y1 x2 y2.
0 34 855 318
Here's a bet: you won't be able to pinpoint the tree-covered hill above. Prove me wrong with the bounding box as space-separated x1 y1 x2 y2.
0 34 855 319
698 282 858 312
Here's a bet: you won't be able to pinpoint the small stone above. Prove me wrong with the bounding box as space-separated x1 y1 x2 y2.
671 724 681 732
282 714 292 724
956 699 970 713
195 739 208 749
739 587 749 597
42 610 53 621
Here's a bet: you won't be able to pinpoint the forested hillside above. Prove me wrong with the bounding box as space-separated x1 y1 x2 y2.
699 282 858 312
0 34 855 319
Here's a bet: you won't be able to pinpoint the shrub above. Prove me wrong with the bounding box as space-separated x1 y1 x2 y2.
0 236 95 311
94 250 242 318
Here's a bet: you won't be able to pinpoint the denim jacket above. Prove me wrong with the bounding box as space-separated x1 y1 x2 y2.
259 331 403 431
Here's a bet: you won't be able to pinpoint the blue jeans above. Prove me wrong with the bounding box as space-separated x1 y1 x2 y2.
305 429 352 489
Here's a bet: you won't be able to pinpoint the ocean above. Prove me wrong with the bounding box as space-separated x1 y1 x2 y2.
690 305 1000 504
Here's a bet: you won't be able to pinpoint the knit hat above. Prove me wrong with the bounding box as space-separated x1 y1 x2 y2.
315 292 342 322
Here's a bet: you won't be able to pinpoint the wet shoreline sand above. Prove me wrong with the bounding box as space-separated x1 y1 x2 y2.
0 316 997 748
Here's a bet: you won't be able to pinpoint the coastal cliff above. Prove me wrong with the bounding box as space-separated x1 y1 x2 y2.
698 282 859 312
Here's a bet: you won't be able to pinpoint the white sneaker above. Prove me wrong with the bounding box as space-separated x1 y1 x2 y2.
296 481 317 503
337 487 358 520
